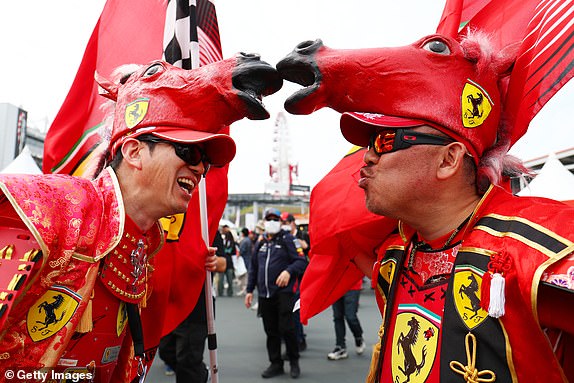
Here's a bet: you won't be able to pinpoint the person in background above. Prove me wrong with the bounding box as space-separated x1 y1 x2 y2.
218 225 236 297
326 279 366 360
237 227 254 296
245 208 307 379
281 212 309 352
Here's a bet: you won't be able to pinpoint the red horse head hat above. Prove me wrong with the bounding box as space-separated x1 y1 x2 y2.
277 33 518 163
97 54 283 166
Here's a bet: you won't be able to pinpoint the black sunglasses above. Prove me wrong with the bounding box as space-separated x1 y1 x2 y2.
369 129 454 155
138 136 211 173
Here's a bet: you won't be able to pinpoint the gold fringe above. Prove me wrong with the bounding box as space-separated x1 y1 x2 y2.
365 322 385 383
139 283 148 309
76 290 94 333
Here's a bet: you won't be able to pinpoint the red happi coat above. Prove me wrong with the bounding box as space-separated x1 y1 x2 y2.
0 169 163 382
373 185 574 383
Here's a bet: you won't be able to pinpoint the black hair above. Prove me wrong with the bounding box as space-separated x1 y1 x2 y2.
92 134 159 178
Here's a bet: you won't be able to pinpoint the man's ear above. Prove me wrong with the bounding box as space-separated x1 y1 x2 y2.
437 142 467 180
120 139 144 170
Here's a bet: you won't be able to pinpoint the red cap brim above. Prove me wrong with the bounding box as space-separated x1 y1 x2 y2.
111 126 236 167
340 112 427 147
149 128 236 167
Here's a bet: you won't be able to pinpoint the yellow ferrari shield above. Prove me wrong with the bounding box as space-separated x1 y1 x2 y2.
116 301 128 337
27 286 81 342
453 265 488 330
160 213 186 241
461 80 493 128
124 98 149 129
380 259 396 285
391 304 439 383
377 258 396 302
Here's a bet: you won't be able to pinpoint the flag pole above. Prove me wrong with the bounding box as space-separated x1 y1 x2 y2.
199 178 219 383
189 1 219 382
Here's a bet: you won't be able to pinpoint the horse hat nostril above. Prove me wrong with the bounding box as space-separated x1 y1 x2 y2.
238 52 261 60
295 39 323 54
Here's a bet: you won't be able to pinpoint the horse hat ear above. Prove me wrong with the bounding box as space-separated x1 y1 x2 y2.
95 71 119 101
494 41 521 78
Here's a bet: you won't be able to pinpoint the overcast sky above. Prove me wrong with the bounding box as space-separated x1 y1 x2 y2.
1 1 572 193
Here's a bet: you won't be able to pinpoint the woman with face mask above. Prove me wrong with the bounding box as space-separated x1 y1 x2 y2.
244 208 308 379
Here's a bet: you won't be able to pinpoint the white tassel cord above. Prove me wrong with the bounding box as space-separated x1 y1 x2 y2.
488 273 505 318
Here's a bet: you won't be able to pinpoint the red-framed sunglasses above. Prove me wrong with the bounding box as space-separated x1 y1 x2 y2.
369 129 454 155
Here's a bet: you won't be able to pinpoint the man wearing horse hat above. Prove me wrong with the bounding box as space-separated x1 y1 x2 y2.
338 107 574 382
0 58 282 382
277 32 574 382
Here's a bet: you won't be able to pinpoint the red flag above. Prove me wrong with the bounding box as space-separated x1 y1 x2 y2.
441 0 574 147
43 1 166 175
504 0 574 147
300 147 397 323
436 0 490 37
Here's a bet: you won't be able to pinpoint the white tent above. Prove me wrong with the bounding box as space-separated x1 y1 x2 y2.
0 146 42 175
518 153 574 202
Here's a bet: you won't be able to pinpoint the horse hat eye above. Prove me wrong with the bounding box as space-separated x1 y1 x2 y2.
144 63 163 76
423 40 451 55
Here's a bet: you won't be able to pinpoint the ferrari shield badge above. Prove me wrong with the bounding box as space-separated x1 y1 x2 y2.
160 213 185 241
391 304 439 383
461 80 493 128
116 301 128 337
453 265 488 330
125 98 149 129
27 286 81 342
377 258 397 300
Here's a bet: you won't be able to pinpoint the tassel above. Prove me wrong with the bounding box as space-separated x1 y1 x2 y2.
76 290 94 333
488 272 505 318
365 342 381 383
139 265 153 309
140 283 148 309
365 323 385 383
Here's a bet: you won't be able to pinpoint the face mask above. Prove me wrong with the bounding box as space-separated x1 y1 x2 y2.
264 220 281 234
281 225 292 232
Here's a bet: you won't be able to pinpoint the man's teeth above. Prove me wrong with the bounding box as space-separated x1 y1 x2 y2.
177 177 195 193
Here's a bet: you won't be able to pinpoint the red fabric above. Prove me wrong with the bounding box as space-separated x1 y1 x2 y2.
300 147 396 323
503 1 574 147
159 166 229 335
437 0 572 149
43 0 166 175
436 0 490 37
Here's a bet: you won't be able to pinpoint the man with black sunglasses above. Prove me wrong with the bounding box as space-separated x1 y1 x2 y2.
0 57 282 381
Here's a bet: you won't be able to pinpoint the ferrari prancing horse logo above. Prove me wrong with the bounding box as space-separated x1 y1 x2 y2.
27 286 81 342
392 304 439 383
453 265 488 330
125 98 149 129
461 80 493 128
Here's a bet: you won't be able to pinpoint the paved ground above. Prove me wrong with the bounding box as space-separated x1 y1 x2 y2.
146 284 381 383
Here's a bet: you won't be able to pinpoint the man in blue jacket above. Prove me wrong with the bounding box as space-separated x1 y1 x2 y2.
245 207 307 379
